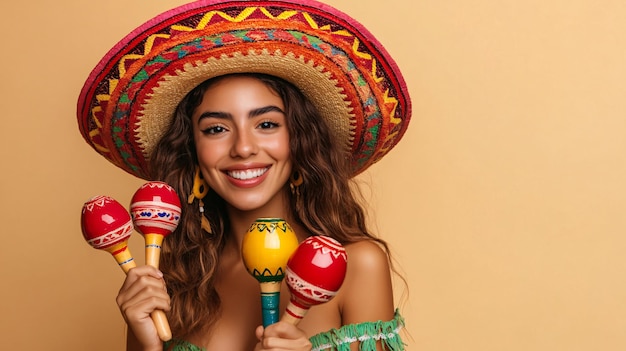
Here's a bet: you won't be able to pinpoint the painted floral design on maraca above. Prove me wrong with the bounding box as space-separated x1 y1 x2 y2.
130 182 181 235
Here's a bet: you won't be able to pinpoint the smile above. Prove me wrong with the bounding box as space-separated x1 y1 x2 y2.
227 167 269 180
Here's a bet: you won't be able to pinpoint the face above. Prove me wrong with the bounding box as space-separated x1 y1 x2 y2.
191 75 292 214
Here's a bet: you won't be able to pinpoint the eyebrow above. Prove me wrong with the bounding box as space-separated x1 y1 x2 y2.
197 105 285 123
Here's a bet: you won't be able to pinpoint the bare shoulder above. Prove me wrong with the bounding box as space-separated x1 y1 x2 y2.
338 240 395 324
343 240 391 274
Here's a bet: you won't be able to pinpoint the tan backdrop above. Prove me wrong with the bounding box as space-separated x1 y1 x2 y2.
1 0 625 350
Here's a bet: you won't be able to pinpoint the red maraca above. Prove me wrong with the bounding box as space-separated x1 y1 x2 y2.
81 195 136 273
128 181 180 341
281 235 348 325
81 194 173 341
129 181 181 268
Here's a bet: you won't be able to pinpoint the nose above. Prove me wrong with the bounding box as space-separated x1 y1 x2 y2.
230 128 258 158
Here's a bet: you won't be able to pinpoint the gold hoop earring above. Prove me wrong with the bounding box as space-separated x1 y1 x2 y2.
290 171 303 187
290 171 303 213
188 167 212 234
290 171 303 197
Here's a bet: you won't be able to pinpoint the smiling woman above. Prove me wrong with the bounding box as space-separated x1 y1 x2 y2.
191 75 292 212
76 0 411 350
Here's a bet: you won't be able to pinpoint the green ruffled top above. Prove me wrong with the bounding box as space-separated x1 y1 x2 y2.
164 310 405 351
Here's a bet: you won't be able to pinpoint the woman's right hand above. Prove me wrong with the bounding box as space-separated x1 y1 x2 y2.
116 265 170 350
254 322 312 351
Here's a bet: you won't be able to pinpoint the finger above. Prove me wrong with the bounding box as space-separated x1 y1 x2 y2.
117 269 167 304
126 265 164 285
262 321 300 338
260 322 311 350
260 336 312 351
120 293 171 320
256 325 265 340
118 281 170 311
118 290 171 330
117 277 170 322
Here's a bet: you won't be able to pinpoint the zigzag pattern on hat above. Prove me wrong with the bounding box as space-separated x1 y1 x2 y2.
79 1 410 179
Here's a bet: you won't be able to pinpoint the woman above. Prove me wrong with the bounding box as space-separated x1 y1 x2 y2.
77 1 412 350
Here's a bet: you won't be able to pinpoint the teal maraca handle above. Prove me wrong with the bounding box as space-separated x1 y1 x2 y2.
261 291 280 327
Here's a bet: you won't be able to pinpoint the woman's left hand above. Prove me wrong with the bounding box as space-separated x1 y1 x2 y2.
254 322 312 351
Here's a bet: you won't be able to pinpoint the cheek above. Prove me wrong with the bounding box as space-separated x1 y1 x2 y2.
265 133 291 159
195 139 222 168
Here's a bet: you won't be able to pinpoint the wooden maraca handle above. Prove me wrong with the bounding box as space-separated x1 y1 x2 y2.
142 235 171 341
151 310 172 341
144 233 165 268
118 260 173 341
106 241 136 274
108 242 172 341
281 300 310 325
259 282 282 327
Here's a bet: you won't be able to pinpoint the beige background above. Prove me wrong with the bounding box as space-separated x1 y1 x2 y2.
1 0 625 350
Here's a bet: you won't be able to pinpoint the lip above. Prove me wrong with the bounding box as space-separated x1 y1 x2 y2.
223 164 271 188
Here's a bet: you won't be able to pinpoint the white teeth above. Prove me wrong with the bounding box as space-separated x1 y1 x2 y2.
228 168 268 180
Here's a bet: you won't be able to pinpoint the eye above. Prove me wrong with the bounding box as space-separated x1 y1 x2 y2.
201 125 227 135
258 120 280 129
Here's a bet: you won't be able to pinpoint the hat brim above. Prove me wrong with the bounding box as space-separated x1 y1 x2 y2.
78 0 411 179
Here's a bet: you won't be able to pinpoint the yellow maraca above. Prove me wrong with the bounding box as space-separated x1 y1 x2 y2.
242 218 299 327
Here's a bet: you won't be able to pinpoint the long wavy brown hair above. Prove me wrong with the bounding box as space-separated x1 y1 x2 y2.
149 73 396 339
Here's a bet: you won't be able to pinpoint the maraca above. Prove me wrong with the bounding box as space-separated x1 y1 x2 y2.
242 218 299 327
81 195 172 341
129 181 180 341
81 195 135 273
281 235 347 325
129 181 181 268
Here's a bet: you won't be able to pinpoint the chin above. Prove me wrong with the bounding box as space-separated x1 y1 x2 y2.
228 198 270 212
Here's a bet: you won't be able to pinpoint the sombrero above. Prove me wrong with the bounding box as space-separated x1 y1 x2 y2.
77 0 412 180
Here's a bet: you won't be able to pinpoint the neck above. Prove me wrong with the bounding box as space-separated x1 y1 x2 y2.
224 189 298 252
